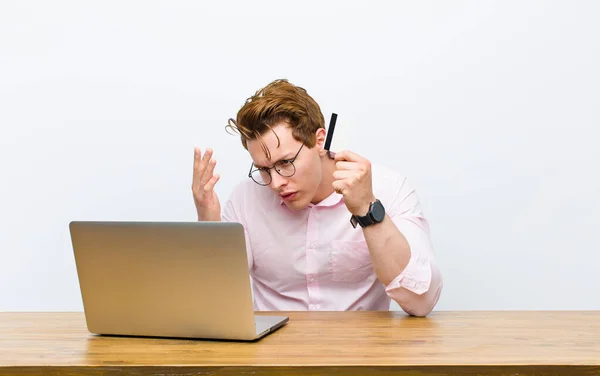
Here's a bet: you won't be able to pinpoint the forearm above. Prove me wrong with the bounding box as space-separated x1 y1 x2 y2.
387 260 442 317
362 214 411 286
363 214 442 316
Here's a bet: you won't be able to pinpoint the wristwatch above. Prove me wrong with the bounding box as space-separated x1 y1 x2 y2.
350 199 385 228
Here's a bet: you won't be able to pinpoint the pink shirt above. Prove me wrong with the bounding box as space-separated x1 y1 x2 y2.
222 163 443 315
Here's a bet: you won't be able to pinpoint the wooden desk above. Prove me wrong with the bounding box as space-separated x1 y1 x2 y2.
1 311 599 375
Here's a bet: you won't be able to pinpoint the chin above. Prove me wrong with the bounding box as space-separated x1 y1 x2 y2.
283 194 309 211
284 201 304 211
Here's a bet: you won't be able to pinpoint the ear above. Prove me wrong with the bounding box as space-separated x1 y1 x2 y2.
315 128 327 156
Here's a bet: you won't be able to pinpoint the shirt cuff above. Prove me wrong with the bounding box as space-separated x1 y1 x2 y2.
385 251 432 295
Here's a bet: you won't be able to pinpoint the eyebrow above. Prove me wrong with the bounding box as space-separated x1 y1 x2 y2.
253 152 294 169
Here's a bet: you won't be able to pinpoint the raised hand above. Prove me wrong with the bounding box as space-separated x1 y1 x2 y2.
192 147 221 221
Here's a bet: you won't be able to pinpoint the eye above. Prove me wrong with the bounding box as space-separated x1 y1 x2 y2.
278 159 292 166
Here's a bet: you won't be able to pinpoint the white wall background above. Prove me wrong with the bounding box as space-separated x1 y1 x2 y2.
1 0 599 312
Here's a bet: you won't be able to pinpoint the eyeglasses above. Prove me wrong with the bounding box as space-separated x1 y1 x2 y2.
248 144 304 186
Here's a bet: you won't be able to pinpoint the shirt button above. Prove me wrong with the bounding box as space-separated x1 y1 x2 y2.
309 305 318 311
308 275 316 283
309 243 316 248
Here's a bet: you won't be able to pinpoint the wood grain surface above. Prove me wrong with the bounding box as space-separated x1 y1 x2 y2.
1 311 599 375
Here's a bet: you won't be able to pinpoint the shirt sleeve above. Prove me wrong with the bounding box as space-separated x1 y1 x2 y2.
221 191 254 271
384 177 443 316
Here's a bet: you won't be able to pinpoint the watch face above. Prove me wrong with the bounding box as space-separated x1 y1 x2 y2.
371 200 386 222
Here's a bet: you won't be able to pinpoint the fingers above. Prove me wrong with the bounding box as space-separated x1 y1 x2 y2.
192 147 202 190
202 158 217 185
199 148 213 183
333 169 358 181
193 147 217 190
334 150 365 163
204 173 220 192
334 161 356 171
332 180 347 195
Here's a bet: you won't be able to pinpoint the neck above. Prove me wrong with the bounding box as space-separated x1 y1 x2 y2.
311 152 336 204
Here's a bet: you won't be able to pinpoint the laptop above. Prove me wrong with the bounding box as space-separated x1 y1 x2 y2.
69 221 288 341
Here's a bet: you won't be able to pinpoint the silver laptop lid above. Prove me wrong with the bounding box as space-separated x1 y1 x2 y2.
70 221 259 340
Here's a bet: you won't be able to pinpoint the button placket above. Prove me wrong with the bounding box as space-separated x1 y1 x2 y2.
305 207 321 309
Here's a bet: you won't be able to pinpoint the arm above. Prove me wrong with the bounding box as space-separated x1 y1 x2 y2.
361 186 442 317
332 151 442 316
361 214 410 286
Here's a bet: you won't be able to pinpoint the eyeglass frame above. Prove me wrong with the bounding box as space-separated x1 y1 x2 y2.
247 143 305 186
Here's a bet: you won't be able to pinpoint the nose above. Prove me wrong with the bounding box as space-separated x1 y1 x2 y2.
269 171 287 191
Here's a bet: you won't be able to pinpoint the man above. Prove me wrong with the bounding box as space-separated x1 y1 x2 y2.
192 79 442 316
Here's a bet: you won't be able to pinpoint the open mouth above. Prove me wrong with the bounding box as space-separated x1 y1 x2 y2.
281 192 297 201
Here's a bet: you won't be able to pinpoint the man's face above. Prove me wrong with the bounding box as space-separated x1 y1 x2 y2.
247 123 324 210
